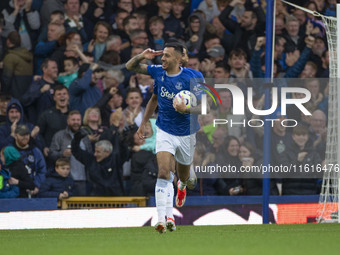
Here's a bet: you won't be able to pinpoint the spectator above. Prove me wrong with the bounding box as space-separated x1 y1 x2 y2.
148 16 166 64
120 29 149 62
84 21 111 62
112 9 129 36
71 112 129 196
37 85 70 157
37 10 65 42
84 0 113 28
21 59 59 124
40 0 64 25
132 9 148 30
218 0 265 57
128 73 153 107
184 12 206 55
64 0 90 42
229 48 252 79
106 35 122 53
123 88 145 127
51 31 83 72
0 93 11 126
187 54 201 71
69 63 103 116
215 135 243 196
280 125 322 195
95 88 124 127
117 0 134 14
1 146 36 197
49 110 92 196
12 124 46 193
0 161 20 198
34 22 65 75
81 107 105 146
57 57 79 88
198 0 220 22
2 31 33 100
0 98 41 151
2 0 40 51
283 15 305 52
39 158 74 199
156 0 183 37
213 61 230 83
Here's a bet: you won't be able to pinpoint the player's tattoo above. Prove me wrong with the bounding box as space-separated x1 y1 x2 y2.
125 54 148 75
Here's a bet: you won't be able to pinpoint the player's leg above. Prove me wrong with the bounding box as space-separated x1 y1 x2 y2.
155 151 173 233
175 133 196 207
166 158 176 231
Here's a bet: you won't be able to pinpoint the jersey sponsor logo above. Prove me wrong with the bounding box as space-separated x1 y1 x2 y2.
160 86 176 100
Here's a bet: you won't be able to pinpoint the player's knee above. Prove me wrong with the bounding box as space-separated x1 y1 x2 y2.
158 168 170 180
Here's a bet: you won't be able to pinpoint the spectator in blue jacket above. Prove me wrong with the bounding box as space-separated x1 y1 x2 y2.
34 22 65 75
69 63 103 116
0 98 43 151
39 157 74 199
12 124 47 194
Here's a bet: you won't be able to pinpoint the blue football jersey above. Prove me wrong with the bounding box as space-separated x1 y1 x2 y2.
147 65 205 136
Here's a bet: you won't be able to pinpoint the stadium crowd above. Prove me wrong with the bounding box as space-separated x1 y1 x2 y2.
0 0 332 199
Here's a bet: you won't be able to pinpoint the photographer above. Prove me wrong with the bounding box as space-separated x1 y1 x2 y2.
69 63 104 116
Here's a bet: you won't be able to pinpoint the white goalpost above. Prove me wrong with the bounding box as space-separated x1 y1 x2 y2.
281 0 340 223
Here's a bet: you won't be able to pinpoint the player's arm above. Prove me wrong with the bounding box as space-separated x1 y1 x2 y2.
136 94 158 139
126 48 163 75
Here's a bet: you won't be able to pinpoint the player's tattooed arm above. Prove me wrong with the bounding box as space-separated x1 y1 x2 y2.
126 48 163 74
125 54 148 74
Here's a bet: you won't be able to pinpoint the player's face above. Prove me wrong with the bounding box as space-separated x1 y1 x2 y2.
161 47 180 71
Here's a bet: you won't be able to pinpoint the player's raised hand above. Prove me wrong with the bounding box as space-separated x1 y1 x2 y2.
142 48 163 60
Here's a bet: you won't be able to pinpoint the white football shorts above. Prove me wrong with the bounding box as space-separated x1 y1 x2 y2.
155 127 196 165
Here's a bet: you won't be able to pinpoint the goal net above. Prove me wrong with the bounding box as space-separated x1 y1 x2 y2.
281 1 340 223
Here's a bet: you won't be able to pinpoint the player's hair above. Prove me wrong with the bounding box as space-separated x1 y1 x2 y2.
164 42 184 56
64 56 78 66
55 158 70 168
95 140 113 153
293 125 309 136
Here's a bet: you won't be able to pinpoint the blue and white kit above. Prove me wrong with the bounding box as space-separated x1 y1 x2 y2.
147 65 205 164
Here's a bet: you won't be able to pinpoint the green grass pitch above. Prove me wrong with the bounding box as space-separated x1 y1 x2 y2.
1 224 340 255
